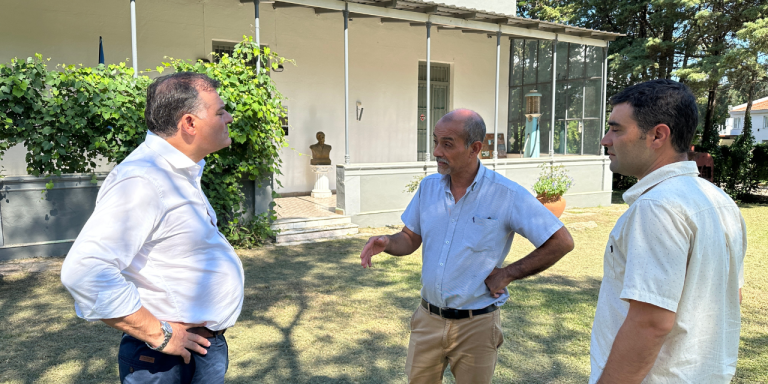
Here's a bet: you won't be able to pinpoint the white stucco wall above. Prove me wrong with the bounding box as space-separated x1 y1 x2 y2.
1 0 513 193
727 110 768 144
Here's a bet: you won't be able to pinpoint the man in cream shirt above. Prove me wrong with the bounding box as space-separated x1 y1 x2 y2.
590 79 746 383
61 72 244 383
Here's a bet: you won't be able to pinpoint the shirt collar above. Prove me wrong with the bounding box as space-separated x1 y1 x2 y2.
442 160 486 193
622 161 699 206
143 131 205 176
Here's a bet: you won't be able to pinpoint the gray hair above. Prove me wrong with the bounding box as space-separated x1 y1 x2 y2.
439 109 486 148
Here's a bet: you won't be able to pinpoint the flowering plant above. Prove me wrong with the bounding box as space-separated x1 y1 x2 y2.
532 164 573 200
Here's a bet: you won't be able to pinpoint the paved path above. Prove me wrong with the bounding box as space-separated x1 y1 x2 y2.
273 194 339 219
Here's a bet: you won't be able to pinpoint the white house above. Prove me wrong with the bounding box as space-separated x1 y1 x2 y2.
722 96 768 144
0 0 620 259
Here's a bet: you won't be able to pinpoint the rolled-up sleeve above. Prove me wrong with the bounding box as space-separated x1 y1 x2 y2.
61 176 163 320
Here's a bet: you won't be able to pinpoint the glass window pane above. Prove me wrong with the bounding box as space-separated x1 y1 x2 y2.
508 87 523 153
583 119 602 155
539 84 552 156
538 40 553 83
567 120 582 155
554 120 566 155
509 120 525 154
584 79 602 118
586 45 603 78
566 80 584 119
511 39 524 86
524 40 538 85
555 82 568 120
569 44 585 79
556 42 568 81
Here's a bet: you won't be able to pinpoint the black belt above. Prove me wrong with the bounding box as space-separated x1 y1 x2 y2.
421 298 498 320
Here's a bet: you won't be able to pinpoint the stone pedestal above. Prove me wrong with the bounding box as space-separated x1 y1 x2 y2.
311 165 333 198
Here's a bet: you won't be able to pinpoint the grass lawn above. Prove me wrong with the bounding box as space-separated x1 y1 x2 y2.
0 204 766 383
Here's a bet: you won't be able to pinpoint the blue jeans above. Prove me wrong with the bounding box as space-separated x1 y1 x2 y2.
118 332 229 384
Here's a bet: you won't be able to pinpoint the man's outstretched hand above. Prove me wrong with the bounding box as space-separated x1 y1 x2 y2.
360 235 389 268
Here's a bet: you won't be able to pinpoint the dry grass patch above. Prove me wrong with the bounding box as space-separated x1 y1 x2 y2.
0 204 765 383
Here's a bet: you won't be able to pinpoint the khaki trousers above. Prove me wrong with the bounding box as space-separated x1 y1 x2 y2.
405 304 504 384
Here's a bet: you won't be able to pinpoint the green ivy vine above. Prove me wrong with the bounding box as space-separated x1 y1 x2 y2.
0 37 288 247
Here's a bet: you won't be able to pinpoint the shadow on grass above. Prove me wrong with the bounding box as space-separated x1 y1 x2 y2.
498 274 602 383
0 236 604 383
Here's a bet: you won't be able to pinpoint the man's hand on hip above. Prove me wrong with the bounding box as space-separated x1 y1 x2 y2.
160 322 211 364
103 307 211 364
484 267 512 298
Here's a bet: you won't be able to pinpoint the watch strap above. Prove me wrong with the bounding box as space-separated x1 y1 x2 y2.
146 320 172 351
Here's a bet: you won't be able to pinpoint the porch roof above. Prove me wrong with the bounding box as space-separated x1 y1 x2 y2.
240 0 624 45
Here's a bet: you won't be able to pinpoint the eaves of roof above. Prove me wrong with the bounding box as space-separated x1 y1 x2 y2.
241 0 625 42
732 97 768 113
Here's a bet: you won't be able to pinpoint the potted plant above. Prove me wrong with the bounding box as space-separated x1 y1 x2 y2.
532 163 573 218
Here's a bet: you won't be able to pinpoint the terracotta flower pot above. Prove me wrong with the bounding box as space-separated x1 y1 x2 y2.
537 194 566 218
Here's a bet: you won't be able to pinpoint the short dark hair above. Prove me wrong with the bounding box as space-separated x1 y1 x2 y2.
144 72 221 137
610 79 698 153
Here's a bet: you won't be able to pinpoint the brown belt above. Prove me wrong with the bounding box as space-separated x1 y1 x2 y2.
187 327 226 338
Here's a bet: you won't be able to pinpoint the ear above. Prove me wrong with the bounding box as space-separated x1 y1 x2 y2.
178 113 198 137
648 124 671 150
469 140 483 156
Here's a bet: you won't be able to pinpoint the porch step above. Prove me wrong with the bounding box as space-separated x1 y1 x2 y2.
272 216 359 245
271 215 352 231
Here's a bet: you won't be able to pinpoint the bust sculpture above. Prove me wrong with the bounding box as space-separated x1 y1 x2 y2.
310 131 332 165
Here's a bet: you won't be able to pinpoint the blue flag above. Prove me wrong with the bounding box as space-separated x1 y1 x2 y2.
99 36 105 65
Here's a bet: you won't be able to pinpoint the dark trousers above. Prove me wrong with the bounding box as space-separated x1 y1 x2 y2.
118 333 229 384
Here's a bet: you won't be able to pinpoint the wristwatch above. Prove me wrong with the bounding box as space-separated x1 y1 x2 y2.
146 320 173 351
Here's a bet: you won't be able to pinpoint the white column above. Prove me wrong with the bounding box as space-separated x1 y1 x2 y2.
425 21 432 164
130 0 138 78
600 42 610 144
550 36 558 157
344 4 350 164
493 30 501 162
254 0 260 73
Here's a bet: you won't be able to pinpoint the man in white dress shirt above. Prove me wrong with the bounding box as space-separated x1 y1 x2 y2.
590 79 747 383
61 72 244 383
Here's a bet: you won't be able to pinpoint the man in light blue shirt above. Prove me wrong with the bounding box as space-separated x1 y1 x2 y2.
360 109 574 383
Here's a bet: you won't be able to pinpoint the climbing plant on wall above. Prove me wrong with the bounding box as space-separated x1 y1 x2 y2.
0 37 288 246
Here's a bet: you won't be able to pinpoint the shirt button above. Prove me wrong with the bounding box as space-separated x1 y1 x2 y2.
439 263 444 266
451 219 455 223
445 241 449 244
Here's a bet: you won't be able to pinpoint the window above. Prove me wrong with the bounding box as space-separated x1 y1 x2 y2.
212 41 262 66
280 106 289 136
508 39 604 155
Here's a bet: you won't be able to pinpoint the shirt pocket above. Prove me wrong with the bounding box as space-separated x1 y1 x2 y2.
463 217 498 252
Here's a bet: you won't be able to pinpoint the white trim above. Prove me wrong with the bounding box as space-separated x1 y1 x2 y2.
274 0 610 46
